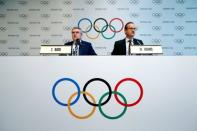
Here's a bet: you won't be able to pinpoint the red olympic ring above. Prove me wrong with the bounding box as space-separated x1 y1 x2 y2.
114 78 143 107
109 18 124 33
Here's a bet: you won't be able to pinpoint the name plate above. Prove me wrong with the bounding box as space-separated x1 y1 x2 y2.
130 45 163 55
40 45 72 55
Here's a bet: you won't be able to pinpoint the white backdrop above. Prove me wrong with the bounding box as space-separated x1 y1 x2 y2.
0 0 197 56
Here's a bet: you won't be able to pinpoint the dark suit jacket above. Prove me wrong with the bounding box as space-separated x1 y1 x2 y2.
65 40 97 55
111 38 144 55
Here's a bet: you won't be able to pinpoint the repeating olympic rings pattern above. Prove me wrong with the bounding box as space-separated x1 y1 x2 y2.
52 77 143 120
77 18 124 39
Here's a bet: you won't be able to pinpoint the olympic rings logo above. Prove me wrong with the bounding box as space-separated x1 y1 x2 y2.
77 18 124 40
52 77 143 120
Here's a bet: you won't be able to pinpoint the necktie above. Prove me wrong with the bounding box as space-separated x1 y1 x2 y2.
128 40 132 55
74 44 78 56
72 43 78 56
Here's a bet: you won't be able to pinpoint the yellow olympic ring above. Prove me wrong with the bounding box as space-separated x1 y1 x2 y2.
85 25 100 40
67 91 96 119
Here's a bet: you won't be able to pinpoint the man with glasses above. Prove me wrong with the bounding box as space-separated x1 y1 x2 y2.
64 27 97 55
111 22 143 55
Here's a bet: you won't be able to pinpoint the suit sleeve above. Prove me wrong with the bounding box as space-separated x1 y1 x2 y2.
111 42 118 55
88 43 97 55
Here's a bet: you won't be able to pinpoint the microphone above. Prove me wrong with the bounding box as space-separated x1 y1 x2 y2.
136 40 142 45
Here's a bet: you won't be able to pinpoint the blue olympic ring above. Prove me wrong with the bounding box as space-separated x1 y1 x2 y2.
52 78 80 106
78 18 92 33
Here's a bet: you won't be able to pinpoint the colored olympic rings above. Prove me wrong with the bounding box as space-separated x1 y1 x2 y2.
101 25 116 39
83 78 112 107
77 18 124 39
99 91 127 119
78 18 92 33
93 18 108 33
68 91 96 119
52 78 80 106
109 18 124 33
52 77 143 120
86 25 100 39
114 78 143 107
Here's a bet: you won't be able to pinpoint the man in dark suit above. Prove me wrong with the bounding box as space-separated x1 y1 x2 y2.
111 22 143 55
65 27 97 55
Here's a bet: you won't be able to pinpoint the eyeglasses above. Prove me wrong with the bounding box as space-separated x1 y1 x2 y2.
72 31 80 34
127 28 137 31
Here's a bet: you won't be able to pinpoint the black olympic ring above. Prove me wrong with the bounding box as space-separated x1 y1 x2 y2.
83 78 112 106
93 18 109 33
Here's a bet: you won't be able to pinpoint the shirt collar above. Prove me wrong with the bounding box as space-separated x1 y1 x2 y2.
125 38 133 43
73 40 82 45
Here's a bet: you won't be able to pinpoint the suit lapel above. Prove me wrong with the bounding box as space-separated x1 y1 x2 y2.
122 39 126 55
133 38 141 45
133 38 138 45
